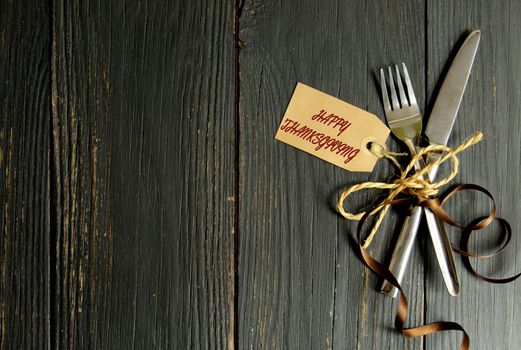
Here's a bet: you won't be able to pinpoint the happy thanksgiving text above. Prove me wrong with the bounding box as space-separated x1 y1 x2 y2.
279 109 360 163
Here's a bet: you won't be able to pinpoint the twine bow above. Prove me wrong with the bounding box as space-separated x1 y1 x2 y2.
337 132 484 249
336 131 520 350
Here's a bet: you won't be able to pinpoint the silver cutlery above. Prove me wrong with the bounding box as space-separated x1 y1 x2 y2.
379 30 481 297
379 63 460 296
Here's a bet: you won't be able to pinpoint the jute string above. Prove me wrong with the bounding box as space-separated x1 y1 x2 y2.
337 132 484 249
335 131 520 350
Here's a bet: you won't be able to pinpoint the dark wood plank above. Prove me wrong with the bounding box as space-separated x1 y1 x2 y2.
359 1 427 349
0 1 51 349
51 1 236 348
426 1 521 348
238 0 425 348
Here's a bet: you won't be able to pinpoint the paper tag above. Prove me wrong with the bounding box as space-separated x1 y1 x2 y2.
275 82 390 172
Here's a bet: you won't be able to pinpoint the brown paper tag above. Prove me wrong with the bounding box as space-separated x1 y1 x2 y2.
275 82 390 172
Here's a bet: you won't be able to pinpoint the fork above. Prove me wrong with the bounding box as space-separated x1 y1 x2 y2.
378 63 460 297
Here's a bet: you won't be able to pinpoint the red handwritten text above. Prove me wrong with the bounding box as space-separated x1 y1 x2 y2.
311 109 352 136
280 118 360 164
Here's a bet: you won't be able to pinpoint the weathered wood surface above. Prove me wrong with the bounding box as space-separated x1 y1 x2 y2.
425 1 521 349
238 0 425 349
51 0 235 349
1 0 521 349
0 1 51 349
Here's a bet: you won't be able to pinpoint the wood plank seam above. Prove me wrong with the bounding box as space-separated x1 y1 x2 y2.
234 1 245 349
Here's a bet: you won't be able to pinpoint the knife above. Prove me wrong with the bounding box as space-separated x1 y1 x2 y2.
380 29 481 297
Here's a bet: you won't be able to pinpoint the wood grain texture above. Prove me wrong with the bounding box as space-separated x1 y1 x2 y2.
3 0 521 349
426 0 521 348
51 1 235 348
238 0 425 348
0 1 51 349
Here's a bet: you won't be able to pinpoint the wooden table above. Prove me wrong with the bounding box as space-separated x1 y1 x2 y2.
2 0 520 349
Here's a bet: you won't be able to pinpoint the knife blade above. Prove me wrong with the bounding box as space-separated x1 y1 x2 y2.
380 29 481 297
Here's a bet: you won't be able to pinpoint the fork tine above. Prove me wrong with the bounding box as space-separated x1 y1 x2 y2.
379 68 392 113
401 63 417 106
387 66 400 109
394 65 409 106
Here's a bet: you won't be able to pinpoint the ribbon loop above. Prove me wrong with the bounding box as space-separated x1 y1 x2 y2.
338 132 484 248
337 131 520 350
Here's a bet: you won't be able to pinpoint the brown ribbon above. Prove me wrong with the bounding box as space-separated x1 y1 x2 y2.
356 183 520 350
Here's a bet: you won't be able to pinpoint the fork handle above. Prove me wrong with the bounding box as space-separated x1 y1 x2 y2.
380 152 460 297
380 206 422 297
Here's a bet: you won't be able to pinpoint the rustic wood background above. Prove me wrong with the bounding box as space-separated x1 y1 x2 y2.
1 0 520 349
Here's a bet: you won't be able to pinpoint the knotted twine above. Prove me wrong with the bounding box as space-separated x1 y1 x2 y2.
339 132 482 248
336 131 520 350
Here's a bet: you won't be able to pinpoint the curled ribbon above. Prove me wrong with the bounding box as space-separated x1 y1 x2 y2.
338 132 483 249
337 132 520 350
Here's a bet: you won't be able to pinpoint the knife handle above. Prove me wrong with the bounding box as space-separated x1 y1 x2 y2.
380 153 460 297
380 206 422 298
423 207 460 296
